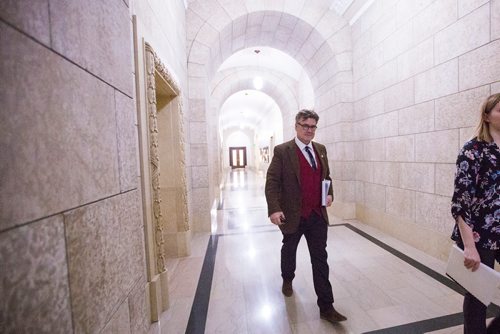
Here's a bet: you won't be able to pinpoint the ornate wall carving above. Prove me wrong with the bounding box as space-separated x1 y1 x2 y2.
145 47 166 273
144 43 190 272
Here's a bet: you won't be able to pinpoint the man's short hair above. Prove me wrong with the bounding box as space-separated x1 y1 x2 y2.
295 109 319 123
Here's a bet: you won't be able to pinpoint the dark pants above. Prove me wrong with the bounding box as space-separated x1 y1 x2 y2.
461 247 500 334
281 211 334 313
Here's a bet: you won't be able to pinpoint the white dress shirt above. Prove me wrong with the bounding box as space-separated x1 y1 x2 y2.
294 137 316 168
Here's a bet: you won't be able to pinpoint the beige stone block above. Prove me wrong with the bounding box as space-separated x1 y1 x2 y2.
415 59 459 103
329 200 356 219
435 85 489 130
353 118 370 141
435 163 456 197
191 209 211 233
395 0 434 27
128 282 150 334
191 166 209 188
416 192 455 234
64 190 145 334
398 101 435 135
373 162 399 187
397 37 434 81
354 74 373 101
161 188 179 231
355 181 364 203
0 217 72 334
354 44 384 81
364 182 385 209
115 91 139 192
460 127 476 145
354 91 385 120
326 102 354 124
372 59 398 94
189 98 206 121
101 301 131 334
164 230 191 257
459 39 500 90
363 138 385 161
371 11 397 48
415 130 459 163
385 187 415 220
50 0 133 95
434 4 490 64
190 187 211 215
0 0 50 45
0 23 119 230
458 0 489 17
189 121 207 144
384 78 414 112
492 81 500 94
335 180 356 202
341 161 356 181
413 0 458 43
385 135 414 162
326 25 352 55
357 204 453 261
383 21 413 62
333 141 355 161
355 161 374 183
190 144 209 166
400 163 435 193
372 111 399 139
493 0 500 40
188 62 206 78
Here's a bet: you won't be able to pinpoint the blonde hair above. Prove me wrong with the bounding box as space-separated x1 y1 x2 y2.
475 93 500 142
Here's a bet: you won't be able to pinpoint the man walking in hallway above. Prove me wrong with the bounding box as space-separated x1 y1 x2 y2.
265 109 347 324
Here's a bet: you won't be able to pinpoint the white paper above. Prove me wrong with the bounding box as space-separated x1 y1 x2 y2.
321 180 331 206
445 244 500 306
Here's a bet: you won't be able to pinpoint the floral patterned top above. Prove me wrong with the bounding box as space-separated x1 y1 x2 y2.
451 138 500 250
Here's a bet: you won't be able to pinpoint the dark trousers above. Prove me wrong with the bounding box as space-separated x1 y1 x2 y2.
461 247 500 334
281 211 334 313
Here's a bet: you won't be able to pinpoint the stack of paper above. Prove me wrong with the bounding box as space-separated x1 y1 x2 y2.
446 245 500 306
321 180 331 206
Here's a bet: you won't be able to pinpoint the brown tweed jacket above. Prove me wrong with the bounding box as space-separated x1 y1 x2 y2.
264 139 333 234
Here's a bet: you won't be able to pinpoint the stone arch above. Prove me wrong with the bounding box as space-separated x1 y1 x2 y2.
186 1 353 231
211 68 299 114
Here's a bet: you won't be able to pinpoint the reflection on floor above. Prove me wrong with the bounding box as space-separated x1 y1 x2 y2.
156 169 499 334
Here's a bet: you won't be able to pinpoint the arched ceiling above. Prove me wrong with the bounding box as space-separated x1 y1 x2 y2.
186 0 355 170
218 47 305 81
218 90 281 138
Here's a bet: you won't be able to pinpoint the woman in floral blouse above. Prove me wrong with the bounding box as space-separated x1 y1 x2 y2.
451 93 500 334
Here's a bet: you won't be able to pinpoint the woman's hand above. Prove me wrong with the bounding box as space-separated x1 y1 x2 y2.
456 216 481 271
463 245 481 271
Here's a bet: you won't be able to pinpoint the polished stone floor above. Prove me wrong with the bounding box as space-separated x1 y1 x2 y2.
155 169 499 334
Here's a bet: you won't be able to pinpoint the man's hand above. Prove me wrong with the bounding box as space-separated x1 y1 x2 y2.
270 212 286 225
326 195 333 207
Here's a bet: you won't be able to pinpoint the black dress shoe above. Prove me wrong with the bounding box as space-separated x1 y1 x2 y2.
320 308 347 323
282 280 293 297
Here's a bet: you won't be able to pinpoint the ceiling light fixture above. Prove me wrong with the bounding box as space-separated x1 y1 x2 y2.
253 76 263 90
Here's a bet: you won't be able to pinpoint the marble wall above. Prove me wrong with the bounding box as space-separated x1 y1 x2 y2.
0 1 149 333
349 0 500 259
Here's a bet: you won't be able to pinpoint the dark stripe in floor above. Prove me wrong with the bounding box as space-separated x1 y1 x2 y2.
185 235 218 334
340 224 500 333
185 222 498 333
342 223 466 295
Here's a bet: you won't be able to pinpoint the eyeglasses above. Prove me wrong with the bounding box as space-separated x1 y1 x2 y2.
296 123 317 131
